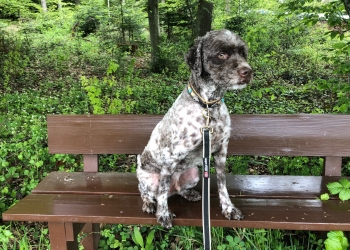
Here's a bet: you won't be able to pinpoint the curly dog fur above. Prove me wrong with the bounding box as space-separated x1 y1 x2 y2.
137 30 252 228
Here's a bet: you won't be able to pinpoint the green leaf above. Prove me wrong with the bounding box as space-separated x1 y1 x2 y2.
332 42 346 50
325 237 342 250
330 31 338 39
17 153 23 161
3 229 13 238
339 189 350 201
321 193 330 201
339 179 350 188
35 160 43 168
327 182 343 195
325 231 349 250
226 235 234 243
341 237 349 250
145 230 155 249
133 227 144 248
1 161 9 167
107 62 119 75
328 230 345 239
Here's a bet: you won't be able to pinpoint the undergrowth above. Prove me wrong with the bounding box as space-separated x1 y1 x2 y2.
1 3 350 249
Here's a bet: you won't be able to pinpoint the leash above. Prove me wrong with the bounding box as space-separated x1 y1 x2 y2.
187 83 222 249
202 107 212 250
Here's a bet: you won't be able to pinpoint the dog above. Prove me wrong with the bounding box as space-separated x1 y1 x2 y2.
137 29 252 228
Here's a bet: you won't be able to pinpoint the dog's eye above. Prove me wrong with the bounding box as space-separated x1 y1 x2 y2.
240 51 247 59
218 52 228 60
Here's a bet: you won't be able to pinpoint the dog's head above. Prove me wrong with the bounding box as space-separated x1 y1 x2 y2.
186 30 252 90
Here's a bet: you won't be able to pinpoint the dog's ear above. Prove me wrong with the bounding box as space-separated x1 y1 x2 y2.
185 38 202 76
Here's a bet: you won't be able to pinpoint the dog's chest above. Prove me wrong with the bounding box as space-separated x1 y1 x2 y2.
173 101 230 153
206 108 231 152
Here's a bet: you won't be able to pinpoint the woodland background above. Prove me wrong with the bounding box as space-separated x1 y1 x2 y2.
1 0 350 249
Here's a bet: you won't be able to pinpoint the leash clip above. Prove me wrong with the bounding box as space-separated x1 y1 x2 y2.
201 107 213 134
200 126 213 134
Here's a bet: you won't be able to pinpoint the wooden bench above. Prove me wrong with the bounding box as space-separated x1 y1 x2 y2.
3 114 350 250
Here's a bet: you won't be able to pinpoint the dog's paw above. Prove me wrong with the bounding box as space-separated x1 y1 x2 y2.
222 205 244 220
142 201 157 214
181 189 201 201
157 211 176 228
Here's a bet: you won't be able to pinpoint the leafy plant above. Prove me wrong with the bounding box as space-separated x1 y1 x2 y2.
324 231 349 250
218 235 247 250
132 226 155 250
0 225 13 250
99 227 122 249
81 60 137 115
326 178 350 201
320 193 330 201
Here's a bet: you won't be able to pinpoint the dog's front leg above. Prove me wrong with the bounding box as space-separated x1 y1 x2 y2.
156 168 176 228
214 150 244 220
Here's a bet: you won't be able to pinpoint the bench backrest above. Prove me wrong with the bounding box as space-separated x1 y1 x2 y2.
47 114 350 175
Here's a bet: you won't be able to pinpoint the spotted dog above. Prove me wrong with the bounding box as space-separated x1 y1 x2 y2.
137 30 252 228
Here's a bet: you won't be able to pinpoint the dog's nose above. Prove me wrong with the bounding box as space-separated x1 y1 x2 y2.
239 67 252 78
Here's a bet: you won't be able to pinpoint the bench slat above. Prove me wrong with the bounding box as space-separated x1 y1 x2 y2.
231 114 350 157
47 114 350 156
32 172 345 199
3 193 350 231
47 115 161 154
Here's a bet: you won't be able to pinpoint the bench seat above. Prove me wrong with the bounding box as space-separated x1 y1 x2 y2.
4 172 350 231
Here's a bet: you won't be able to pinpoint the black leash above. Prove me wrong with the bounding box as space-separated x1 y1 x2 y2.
187 85 220 250
202 127 211 250
202 108 212 250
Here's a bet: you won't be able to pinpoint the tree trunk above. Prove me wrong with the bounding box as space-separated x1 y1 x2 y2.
195 0 213 37
58 0 62 10
148 0 161 72
75 0 80 5
342 0 350 16
41 0 48 12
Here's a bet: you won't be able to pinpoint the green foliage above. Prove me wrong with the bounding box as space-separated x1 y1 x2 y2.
321 178 350 201
0 0 40 19
81 59 184 115
0 29 32 92
324 231 349 250
99 226 122 249
156 37 192 76
159 0 196 39
73 1 106 37
219 235 247 249
0 223 50 250
98 224 134 249
320 193 330 201
81 60 140 114
132 226 155 250
327 179 350 201
0 225 13 249
280 0 350 113
266 156 323 176
227 156 324 176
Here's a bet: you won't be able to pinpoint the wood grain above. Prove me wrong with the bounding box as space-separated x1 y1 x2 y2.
48 114 350 156
4 193 350 231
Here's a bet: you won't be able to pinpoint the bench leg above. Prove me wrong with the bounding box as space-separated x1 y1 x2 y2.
81 223 100 250
48 222 84 250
